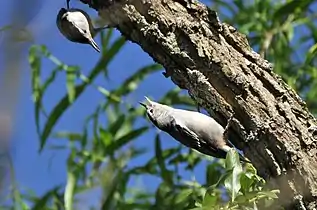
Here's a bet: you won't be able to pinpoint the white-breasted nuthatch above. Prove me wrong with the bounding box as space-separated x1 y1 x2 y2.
140 97 250 163
56 7 108 52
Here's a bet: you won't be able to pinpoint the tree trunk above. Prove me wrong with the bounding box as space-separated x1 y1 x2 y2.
82 0 317 208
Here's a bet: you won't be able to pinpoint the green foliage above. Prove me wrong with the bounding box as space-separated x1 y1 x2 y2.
212 0 317 114
198 150 279 209
3 0 316 209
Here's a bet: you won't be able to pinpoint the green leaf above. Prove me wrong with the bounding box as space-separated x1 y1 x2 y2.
257 190 279 199
65 66 78 103
29 46 42 101
92 36 126 80
32 186 61 210
185 149 202 170
155 134 173 186
224 149 243 202
108 114 126 137
305 43 317 64
160 88 195 107
206 162 223 187
99 127 112 147
38 83 86 152
101 28 114 51
174 189 193 204
113 64 162 96
225 149 241 170
100 156 128 209
202 191 218 208
29 46 43 137
240 173 254 193
154 182 172 207
273 0 312 22
52 132 82 141
105 126 149 155
0 25 12 32
64 172 76 210
34 35 126 152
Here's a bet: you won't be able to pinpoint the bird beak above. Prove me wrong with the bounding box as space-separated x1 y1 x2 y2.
139 96 152 108
144 96 152 103
139 101 147 108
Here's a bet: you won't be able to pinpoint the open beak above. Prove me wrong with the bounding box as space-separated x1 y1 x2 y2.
140 96 152 108
144 96 151 103
139 101 147 108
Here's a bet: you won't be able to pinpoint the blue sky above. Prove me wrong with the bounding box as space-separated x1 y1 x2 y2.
0 0 315 208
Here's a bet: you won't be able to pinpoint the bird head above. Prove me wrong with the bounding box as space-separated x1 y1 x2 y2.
57 8 68 24
139 96 166 126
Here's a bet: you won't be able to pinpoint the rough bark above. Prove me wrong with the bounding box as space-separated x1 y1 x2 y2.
81 0 317 208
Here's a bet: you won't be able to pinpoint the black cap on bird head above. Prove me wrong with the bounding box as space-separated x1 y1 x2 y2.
57 8 68 17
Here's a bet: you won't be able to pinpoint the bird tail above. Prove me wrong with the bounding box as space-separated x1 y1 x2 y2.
89 38 101 53
222 145 251 163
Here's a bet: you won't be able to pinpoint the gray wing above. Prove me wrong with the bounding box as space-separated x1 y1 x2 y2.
67 9 95 37
170 118 202 149
169 118 226 158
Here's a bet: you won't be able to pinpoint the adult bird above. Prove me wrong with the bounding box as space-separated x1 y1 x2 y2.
140 96 250 163
56 7 107 52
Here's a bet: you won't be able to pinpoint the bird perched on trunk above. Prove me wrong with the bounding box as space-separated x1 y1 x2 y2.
140 97 250 163
56 7 107 52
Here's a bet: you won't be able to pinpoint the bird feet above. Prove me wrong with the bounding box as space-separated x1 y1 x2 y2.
223 114 234 140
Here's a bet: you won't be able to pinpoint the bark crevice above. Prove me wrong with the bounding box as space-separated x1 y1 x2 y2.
81 0 317 208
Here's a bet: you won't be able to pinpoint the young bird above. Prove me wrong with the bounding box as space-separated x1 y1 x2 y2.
56 7 107 52
140 97 250 163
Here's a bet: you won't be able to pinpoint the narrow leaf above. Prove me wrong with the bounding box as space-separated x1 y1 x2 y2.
64 171 76 210
224 149 243 202
155 134 173 186
105 126 148 155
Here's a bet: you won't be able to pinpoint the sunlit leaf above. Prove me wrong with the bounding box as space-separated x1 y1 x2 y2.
100 127 112 147
64 171 76 210
224 149 243 202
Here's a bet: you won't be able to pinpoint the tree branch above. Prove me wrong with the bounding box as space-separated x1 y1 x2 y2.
82 0 317 208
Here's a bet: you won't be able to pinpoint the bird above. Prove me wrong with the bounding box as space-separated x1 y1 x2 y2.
56 7 108 52
139 96 250 163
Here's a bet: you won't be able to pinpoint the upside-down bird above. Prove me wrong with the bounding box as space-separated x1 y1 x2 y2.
56 7 107 52
140 97 250 163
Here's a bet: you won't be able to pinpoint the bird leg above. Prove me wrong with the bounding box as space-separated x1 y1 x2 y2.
66 0 70 9
223 114 234 140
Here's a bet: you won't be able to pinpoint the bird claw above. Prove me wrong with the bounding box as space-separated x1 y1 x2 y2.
223 114 234 140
